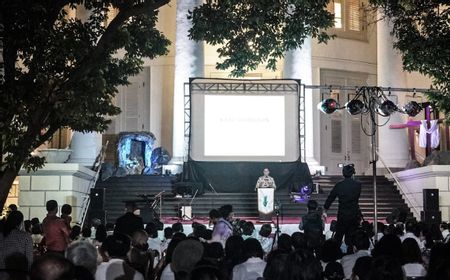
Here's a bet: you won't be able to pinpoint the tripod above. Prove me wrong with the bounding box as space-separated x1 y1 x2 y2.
271 201 282 251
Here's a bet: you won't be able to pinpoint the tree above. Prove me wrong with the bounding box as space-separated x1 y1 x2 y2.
0 0 170 208
0 0 334 209
370 0 450 121
189 0 334 77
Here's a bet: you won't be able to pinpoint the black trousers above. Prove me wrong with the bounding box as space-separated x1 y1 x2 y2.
333 218 359 248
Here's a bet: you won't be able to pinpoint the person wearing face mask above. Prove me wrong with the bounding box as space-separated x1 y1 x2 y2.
114 202 144 238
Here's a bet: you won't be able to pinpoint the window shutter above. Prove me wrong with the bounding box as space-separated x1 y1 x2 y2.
331 119 342 153
348 0 361 31
125 83 139 131
351 118 361 153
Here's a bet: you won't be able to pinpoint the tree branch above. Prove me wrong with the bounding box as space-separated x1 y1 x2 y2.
58 0 170 92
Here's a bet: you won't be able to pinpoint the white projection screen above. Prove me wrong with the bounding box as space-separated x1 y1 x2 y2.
189 79 300 162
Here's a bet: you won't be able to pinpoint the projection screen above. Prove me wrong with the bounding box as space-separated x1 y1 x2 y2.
189 79 300 162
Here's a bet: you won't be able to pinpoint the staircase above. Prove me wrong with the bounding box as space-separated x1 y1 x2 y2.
92 175 410 224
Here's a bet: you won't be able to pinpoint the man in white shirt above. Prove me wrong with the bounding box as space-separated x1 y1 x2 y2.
400 221 424 251
255 168 276 190
340 230 371 279
95 234 144 280
233 238 266 280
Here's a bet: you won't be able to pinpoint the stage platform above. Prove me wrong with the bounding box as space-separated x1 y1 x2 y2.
91 174 409 225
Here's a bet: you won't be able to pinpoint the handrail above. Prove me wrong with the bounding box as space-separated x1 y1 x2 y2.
375 150 421 219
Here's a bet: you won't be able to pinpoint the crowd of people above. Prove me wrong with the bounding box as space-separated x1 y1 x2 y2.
0 199 450 280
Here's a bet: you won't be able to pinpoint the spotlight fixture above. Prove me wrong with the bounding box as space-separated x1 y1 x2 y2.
345 99 365 115
317 98 339 114
378 100 398 116
402 101 422 117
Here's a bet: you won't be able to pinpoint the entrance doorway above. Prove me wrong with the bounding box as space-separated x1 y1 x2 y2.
320 70 370 175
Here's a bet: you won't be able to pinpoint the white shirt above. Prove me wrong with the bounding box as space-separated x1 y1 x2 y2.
257 235 273 255
95 258 144 280
341 250 370 279
442 229 449 239
160 263 175 280
232 257 266 280
403 263 426 277
147 237 162 255
401 232 424 251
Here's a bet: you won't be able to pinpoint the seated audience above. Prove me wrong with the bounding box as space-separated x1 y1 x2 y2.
291 232 307 251
257 223 273 256
319 239 343 270
222 235 244 279
371 234 402 260
96 233 144 280
341 230 371 279
401 220 424 251
324 261 345 280
65 240 98 276
351 256 372 280
232 238 266 280
263 252 289 280
276 233 293 253
0 210 33 279
30 254 75 280
283 249 323 280
161 227 174 253
80 227 92 242
401 237 426 278
129 230 156 279
369 255 404 280
171 239 204 279
172 222 184 234
70 225 81 242
146 222 162 255
241 221 256 240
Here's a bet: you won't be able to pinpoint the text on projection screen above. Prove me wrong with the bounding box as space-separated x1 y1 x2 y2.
204 95 285 157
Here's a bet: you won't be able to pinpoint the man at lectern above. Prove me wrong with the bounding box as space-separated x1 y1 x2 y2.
255 168 277 190
255 168 276 221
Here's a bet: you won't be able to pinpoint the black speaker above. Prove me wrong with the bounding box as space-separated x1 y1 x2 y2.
421 210 441 224
89 210 106 225
423 189 439 211
90 188 105 210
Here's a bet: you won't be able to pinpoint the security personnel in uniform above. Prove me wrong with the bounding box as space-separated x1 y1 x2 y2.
323 164 361 250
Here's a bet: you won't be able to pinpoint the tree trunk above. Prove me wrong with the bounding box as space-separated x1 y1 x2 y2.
0 168 20 210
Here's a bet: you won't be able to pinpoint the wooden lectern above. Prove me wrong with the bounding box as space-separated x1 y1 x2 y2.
258 188 275 222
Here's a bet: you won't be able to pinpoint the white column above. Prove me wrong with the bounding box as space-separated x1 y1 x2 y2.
283 37 321 170
377 18 409 168
68 132 102 167
172 0 204 163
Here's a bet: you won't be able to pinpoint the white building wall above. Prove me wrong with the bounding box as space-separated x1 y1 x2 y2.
18 164 96 224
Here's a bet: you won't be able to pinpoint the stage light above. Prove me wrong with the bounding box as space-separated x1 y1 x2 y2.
378 100 398 116
291 184 314 203
345 99 365 115
402 101 422 117
317 98 339 114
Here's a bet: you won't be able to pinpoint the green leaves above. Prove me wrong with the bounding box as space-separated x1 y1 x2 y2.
189 0 334 77
0 0 170 173
371 0 450 122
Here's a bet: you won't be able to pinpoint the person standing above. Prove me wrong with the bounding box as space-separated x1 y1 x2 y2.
114 202 144 238
255 168 276 190
323 164 361 250
211 204 234 247
42 200 70 254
